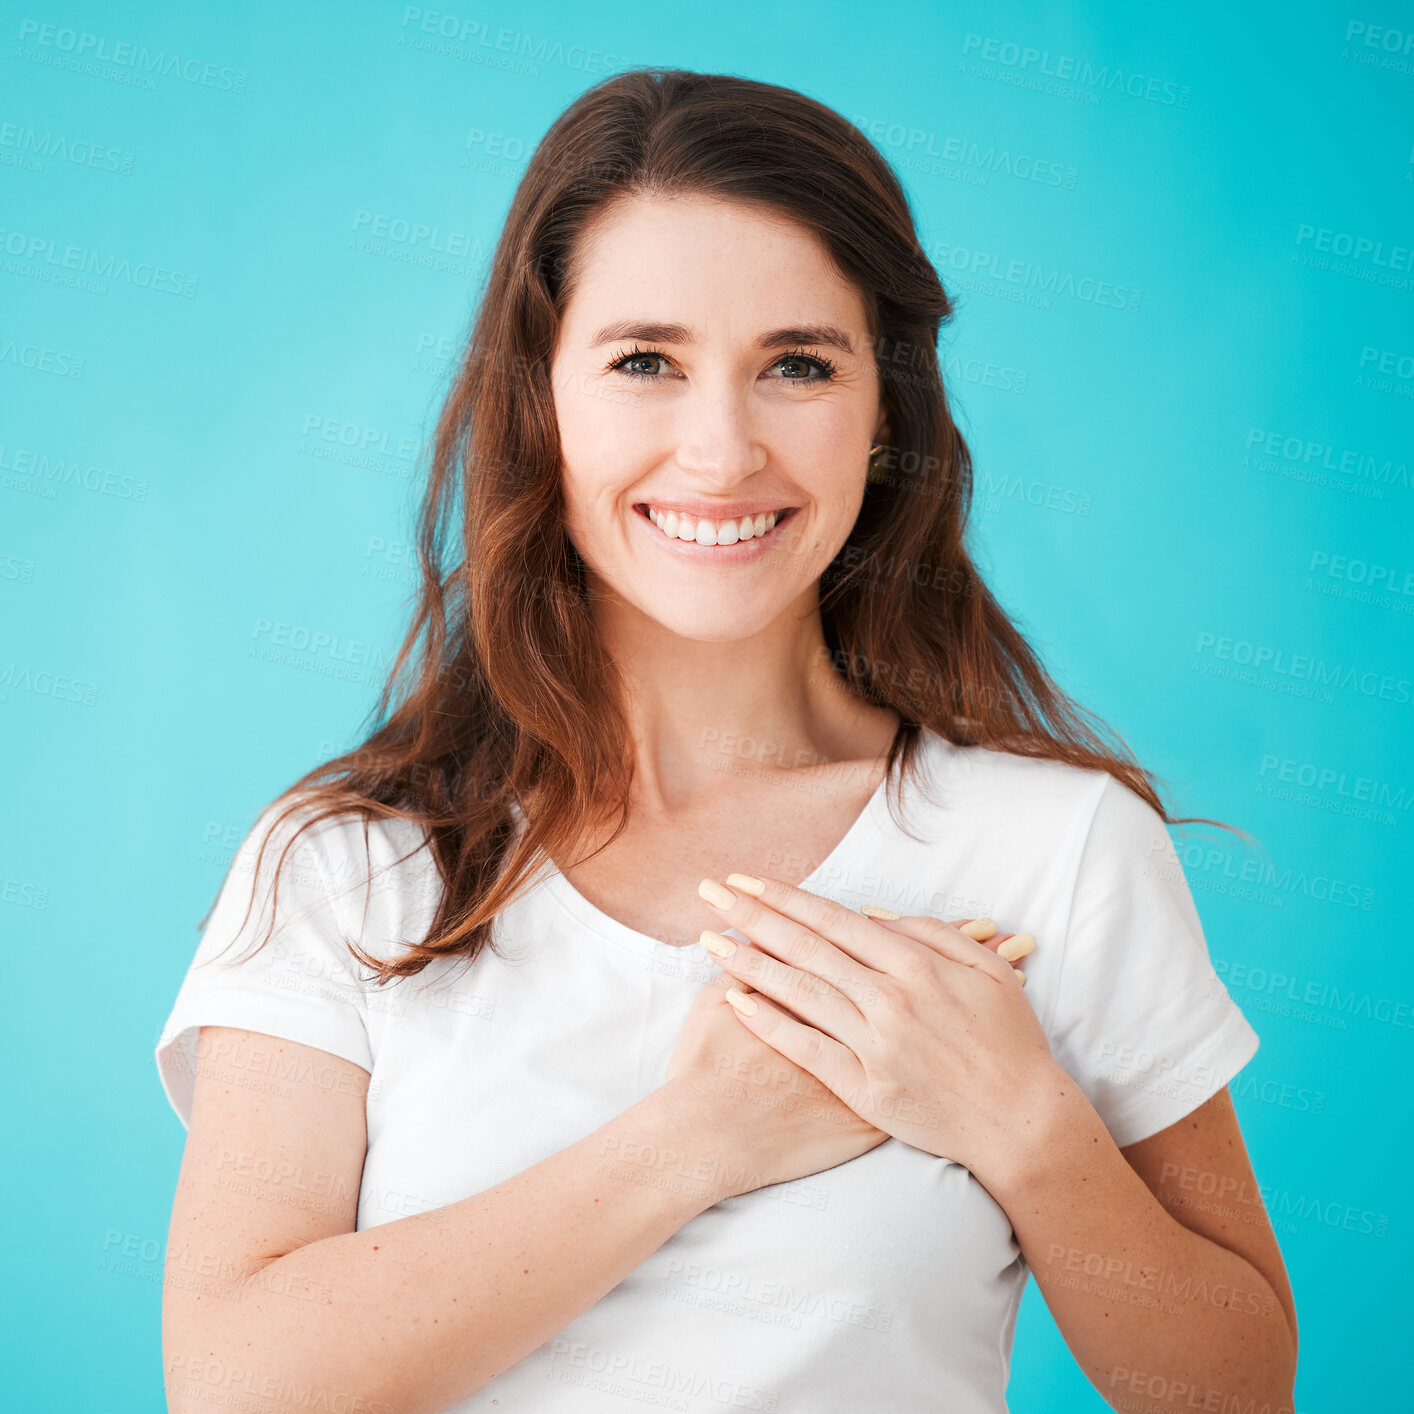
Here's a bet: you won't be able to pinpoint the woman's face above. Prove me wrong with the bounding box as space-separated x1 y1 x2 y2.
551 192 887 642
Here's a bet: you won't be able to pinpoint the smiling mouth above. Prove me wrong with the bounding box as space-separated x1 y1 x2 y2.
634 503 797 547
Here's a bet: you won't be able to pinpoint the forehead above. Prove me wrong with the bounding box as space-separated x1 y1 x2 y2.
559 192 870 336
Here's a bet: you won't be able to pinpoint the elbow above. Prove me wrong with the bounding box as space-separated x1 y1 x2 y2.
1245 1302 1299 1413
1269 1287 1299 1398
1277 1304 1300 1404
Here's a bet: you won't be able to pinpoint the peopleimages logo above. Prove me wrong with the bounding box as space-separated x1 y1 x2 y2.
15 19 248 92
0 227 199 297
1259 753 1410 812
1243 427 1410 493
0 122 136 176
396 8 629 75
1295 223 1414 274
1193 633 1412 706
960 33 1192 106
918 235 1141 311
1306 550 1414 608
1341 18 1414 74
851 116 1078 190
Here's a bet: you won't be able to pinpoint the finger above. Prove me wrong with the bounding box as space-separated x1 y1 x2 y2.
722 987 866 1106
861 912 1017 984
864 909 1034 975
952 917 997 942
699 968 749 997
702 873 917 977
692 871 882 995
943 918 1036 967
993 931 1035 965
702 929 869 1041
860 909 997 942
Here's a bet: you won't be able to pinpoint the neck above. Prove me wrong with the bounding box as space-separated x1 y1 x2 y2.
587 581 900 813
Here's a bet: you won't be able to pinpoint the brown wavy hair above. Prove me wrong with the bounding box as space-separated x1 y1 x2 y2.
225 66 1243 986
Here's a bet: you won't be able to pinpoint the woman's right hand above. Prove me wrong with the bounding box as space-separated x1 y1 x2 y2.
659 970 889 1200
656 912 1036 1201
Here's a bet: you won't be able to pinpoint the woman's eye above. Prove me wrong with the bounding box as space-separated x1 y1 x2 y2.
767 354 833 381
610 350 835 381
618 352 666 377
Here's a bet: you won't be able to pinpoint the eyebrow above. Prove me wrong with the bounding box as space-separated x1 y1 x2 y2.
588 320 857 356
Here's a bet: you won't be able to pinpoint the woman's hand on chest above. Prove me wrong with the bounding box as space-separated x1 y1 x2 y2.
694 872 1069 1192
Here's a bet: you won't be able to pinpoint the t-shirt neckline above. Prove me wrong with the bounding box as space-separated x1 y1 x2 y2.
539 748 902 961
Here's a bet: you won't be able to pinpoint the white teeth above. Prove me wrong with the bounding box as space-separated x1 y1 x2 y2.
645 507 780 545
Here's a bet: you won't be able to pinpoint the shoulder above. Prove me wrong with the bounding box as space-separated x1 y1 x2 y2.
233 795 444 938
912 728 1120 826
244 793 434 862
907 729 1174 882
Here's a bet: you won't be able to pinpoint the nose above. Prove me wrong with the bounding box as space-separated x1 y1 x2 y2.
672 384 767 487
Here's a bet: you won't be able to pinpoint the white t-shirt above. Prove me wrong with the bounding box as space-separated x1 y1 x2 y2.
155 727 1259 1413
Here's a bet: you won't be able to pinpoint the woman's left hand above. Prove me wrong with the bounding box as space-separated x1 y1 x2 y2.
696 872 1069 1186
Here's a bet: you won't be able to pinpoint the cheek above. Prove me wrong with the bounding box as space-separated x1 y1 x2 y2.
555 439 649 573
553 375 603 471
799 431 869 516
555 385 619 522
554 374 657 478
789 399 871 475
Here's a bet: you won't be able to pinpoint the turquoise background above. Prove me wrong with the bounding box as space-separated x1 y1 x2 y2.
4 0 1409 1407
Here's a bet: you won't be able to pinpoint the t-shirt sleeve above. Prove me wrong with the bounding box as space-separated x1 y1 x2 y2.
154 799 375 1130
1044 772 1260 1149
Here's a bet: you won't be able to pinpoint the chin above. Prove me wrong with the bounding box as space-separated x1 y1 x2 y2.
626 590 789 644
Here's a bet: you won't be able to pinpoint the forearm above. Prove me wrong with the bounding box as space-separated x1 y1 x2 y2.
985 1072 1297 1414
164 1084 730 1414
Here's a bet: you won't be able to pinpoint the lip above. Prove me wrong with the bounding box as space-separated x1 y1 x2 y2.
631 502 798 562
635 499 795 520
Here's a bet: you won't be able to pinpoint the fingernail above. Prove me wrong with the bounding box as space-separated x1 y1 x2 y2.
700 929 737 958
724 988 758 1015
726 872 765 896
860 904 900 920
997 932 1036 963
698 878 736 909
959 918 997 941
1015 969 1026 987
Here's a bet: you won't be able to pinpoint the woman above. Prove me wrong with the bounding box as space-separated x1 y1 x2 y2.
156 68 1297 1414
